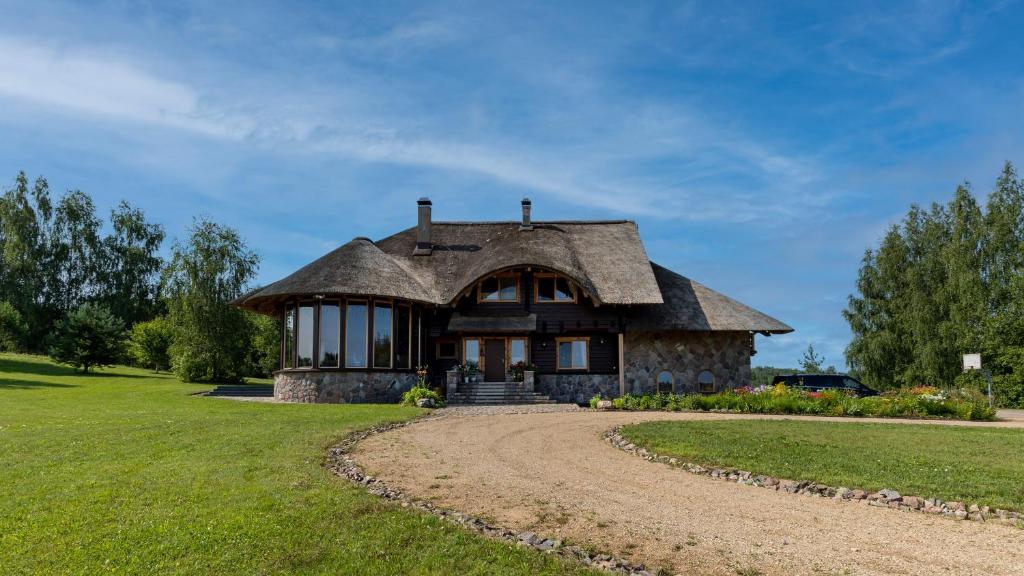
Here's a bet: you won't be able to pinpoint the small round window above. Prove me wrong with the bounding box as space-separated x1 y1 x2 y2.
656 371 674 394
698 370 715 394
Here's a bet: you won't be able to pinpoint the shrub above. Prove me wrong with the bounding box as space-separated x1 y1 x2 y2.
128 316 174 372
49 304 126 372
589 394 601 409
0 301 27 352
401 386 445 408
598 385 995 421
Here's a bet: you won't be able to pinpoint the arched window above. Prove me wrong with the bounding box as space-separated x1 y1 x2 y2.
656 371 674 394
698 370 715 394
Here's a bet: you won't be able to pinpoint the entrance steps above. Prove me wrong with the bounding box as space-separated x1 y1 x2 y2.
448 381 556 405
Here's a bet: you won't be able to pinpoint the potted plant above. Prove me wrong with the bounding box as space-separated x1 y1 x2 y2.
509 361 537 382
459 361 479 383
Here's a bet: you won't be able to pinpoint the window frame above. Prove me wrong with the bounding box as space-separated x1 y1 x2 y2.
555 336 589 371
463 337 482 368
534 273 577 304
344 300 369 369
282 305 296 369
393 303 412 370
436 339 458 360
656 371 674 394
296 302 316 368
508 337 528 366
698 370 716 394
477 273 521 303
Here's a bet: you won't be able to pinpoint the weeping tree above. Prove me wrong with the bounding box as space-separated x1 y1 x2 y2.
164 219 259 383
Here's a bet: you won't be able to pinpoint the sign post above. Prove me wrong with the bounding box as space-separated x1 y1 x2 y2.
963 353 992 408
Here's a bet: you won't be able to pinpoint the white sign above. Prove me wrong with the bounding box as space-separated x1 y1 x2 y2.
963 353 982 371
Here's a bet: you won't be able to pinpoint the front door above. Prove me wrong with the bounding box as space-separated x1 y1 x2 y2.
483 339 505 382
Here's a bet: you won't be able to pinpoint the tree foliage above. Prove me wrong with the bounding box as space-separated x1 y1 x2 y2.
845 162 1024 406
799 344 826 373
0 172 164 350
164 219 259 383
248 311 281 378
128 316 174 372
0 300 27 352
49 304 126 372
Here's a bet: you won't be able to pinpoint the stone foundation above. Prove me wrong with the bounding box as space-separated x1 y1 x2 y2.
274 370 418 403
536 374 619 405
623 331 750 395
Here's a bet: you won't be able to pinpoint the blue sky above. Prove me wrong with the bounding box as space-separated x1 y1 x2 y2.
1 1 1022 368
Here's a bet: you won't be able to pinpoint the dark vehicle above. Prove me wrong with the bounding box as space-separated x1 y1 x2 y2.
770 374 878 397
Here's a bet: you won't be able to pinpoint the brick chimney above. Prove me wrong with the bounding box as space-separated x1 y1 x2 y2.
520 197 533 231
413 197 432 256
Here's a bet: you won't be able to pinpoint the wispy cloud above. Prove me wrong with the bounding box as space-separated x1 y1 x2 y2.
0 34 821 223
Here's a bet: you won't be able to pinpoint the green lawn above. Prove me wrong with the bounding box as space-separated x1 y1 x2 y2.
621 419 1024 511
0 354 589 575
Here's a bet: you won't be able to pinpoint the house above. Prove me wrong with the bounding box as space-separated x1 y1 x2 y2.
234 198 792 404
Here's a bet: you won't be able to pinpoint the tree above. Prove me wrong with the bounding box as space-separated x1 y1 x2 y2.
49 304 125 372
164 219 259 383
99 202 165 326
45 190 103 316
0 300 27 352
0 172 52 349
247 311 281 377
128 316 174 372
799 344 825 373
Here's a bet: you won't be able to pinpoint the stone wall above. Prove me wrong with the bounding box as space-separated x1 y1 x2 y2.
536 374 619 405
623 331 751 395
274 370 418 403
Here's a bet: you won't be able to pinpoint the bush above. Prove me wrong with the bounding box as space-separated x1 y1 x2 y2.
128 316 174 372
401 386 445 408
0 301 27 352
598 385 995 421
49 304 126 372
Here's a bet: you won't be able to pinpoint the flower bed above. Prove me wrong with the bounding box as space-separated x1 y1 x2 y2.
590 384 995 421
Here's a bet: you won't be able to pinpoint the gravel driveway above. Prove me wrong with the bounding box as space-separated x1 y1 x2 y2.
355 410 1024 576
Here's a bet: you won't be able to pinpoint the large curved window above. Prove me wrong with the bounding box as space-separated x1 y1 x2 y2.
535 274 575 303
373 302 393 368
698 370 715 394
297 304 315 368
656 371 674 394
318 302 340 368
345 302 368 368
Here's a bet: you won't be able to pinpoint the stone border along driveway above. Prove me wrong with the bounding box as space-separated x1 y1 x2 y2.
325 408 658 576
605 425 1024 526
354 408 1024 576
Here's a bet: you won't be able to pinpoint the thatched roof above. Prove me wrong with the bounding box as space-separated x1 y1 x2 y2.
235 221 792 335
624 263 792 333
237 220 664 312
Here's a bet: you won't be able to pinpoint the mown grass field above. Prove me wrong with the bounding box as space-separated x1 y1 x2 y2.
621 419 1024 511
0 354 590 575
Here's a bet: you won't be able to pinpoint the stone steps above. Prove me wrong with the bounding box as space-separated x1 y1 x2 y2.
208 385 275 397
449 381 557 405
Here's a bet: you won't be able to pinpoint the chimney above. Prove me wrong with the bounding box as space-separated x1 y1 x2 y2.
520 197 533 231
414 197 432 255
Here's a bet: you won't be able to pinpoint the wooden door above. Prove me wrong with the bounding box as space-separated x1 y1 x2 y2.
483 339 505 382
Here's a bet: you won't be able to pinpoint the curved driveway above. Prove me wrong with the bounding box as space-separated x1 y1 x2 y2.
355 409 1024 576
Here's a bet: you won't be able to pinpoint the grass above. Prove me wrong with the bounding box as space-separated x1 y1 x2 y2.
0 354 591 575
620 419 1024 511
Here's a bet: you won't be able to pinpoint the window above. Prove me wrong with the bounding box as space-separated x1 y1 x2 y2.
319 302 340 367
297 304 315 368
436 340 457 359
373 302 393 369
394 304 411 369
509 338 527 365
698 370 715 394
535 275 575 303
283 306 295 369
478 275 519 302
464 338 481 365
657 371 674 394
556 338 588 370
345 302 368 368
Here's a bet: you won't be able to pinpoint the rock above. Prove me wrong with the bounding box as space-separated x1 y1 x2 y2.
968 504 980 514
878 489 901 502
836 487 852 500
850 489 867 500
763 476 779 487
949 501 966 512
954 510 968 520
901 496 922 509
780 480 804 494
518 532 540 545
596 400 613 410
415 397 436 408
537 539 561 551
